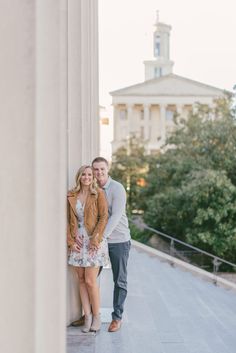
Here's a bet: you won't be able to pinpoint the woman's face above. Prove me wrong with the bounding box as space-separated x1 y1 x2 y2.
80 167 93 187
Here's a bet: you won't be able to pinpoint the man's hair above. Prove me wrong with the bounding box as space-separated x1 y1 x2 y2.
92 156 109 166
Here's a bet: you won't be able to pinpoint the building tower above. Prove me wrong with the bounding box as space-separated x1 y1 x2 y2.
144 11 174 80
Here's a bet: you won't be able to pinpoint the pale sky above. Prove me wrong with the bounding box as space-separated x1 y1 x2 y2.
99 0 236 108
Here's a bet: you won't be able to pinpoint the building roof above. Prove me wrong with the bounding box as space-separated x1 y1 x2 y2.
110 74 227 98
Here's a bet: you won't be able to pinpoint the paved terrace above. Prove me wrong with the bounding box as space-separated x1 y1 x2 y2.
67 241 236 353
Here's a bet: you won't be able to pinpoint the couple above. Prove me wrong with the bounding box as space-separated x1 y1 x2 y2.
67 157 131 333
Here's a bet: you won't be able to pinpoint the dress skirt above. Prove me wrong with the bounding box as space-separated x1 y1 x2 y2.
68 199 109 267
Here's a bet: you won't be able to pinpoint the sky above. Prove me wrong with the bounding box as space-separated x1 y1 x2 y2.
99 0 236 108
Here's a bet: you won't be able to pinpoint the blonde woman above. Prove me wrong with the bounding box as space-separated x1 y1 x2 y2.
67 165 109 332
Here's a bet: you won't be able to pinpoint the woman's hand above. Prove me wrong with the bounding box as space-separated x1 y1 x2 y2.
73 234 82 252
72 243 81 252
76 233 83 248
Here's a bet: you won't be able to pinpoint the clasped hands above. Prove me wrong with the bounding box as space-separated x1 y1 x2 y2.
72 233 100 253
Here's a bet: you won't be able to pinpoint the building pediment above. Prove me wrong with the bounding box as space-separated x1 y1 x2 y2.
110 74 226 97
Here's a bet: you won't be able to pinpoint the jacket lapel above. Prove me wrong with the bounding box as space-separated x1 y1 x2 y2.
68 192 78 217
84 193 96 213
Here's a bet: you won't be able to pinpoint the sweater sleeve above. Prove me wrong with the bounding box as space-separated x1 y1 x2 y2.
103 183 126 239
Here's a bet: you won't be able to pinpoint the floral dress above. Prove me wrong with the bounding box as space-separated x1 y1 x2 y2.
68 199 110 267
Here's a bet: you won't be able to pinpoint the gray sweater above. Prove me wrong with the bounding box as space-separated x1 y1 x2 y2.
102 177 131 243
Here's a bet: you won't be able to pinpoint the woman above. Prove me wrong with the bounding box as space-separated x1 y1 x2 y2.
67 165 109 332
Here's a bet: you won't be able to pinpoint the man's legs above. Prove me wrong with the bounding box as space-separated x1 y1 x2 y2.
108 241 131 321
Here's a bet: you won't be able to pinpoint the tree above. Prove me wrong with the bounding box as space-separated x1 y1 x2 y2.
144 170 236 262
141 94 236 262
142 94 236 201
110 136 149 212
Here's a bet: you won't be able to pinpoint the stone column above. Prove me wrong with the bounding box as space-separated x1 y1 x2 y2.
174 104 183 123
67 0 100 325
143 104 150 140
68 0 99 187
176 104 183 116
113 105 120 141
0 0 100 351
192 103 198 115
127 104 133 136
160 104 167 144
0 1 68 353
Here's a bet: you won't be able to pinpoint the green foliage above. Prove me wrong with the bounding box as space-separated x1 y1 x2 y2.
110 135 150 212
142 94 236 262
129 221 150 244
144 170 236 261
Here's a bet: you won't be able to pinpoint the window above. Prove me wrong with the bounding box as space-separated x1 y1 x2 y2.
119 110 127 120
166 109 174 122
154 67 162 78
140 109 144 120
154 35 161 56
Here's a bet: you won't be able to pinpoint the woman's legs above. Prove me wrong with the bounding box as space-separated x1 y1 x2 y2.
75 266 101 331
75 267 91 316
84 267 100 316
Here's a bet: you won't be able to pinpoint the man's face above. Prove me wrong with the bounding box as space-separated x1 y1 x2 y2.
92 161 109 187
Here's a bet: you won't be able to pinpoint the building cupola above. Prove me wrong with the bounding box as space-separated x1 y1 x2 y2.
144 11 174 80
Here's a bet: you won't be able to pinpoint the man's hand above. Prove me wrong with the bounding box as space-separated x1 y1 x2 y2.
89 235 100 254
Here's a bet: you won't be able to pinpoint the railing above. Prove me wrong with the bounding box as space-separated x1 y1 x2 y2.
130 218 236 285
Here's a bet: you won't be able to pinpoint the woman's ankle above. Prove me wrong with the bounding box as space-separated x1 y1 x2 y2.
85 312 92 317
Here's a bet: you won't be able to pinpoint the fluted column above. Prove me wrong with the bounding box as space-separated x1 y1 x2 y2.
68 0 99 186
176 104 183 116
143 104 150 140
176 104 183 122
0 1 68 353
127 104 134 135
160 104 167 143
113 104 120 141
67 0 100 325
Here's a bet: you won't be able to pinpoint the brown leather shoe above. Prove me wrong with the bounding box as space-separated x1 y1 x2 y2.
70 315 85 327
108 319 122 332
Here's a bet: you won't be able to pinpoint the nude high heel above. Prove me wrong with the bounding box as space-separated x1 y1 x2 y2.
81 313 92 333
90 314 101 332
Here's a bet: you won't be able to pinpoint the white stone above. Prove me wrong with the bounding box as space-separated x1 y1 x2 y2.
0 1 99 352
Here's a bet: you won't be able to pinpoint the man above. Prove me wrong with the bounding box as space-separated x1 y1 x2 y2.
92 157 131 332
71 156 131 332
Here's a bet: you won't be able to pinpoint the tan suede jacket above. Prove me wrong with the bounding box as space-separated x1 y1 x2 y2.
67 188 108 249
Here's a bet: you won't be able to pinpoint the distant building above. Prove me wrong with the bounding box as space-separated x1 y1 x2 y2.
111 11 225 154
100 106 112 160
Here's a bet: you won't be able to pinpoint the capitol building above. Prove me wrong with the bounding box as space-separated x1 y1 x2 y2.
111 12 225 154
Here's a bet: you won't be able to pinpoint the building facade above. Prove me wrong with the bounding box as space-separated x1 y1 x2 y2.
111 12 225 154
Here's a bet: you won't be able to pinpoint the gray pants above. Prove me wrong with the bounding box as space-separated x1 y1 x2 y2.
108 240 131 320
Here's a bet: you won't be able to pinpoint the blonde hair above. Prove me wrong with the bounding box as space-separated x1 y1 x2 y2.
72 165 98 195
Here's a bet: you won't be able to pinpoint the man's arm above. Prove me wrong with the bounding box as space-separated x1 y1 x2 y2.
104 183 126 239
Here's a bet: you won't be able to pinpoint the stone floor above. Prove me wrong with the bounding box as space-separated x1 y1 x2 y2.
67 241 236 353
